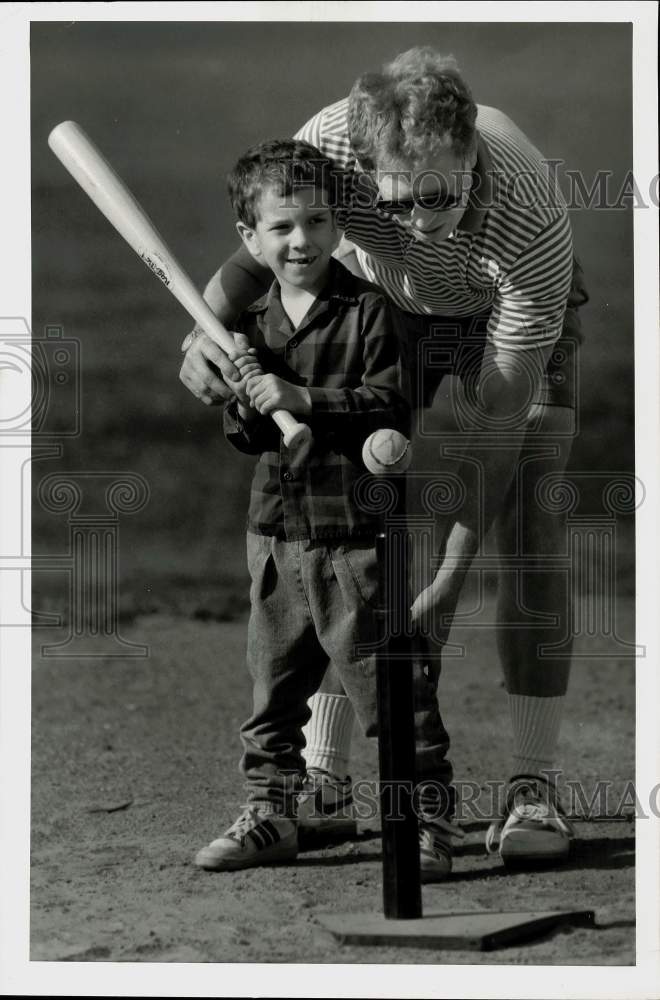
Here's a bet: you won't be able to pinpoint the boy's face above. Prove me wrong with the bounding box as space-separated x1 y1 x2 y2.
237 184 338 295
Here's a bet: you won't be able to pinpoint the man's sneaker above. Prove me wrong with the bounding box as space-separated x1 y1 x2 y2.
485 775 574 867
194 806 298 871
296 768 357 840
418 814 463 882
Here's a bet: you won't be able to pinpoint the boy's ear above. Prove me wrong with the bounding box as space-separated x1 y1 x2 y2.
329 211 341 252
235 220 263 261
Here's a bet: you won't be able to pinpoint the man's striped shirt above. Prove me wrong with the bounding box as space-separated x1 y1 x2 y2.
295 100 574 352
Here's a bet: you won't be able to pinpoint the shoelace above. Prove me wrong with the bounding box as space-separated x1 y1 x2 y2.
226 806 267 843
419 815 465 841
485 792 574 854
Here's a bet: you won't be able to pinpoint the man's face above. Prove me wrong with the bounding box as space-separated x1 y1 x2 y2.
374 146 476 245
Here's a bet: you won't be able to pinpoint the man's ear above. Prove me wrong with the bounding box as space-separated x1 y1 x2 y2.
235 220 263 262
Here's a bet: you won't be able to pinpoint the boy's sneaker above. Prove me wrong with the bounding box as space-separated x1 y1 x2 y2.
418 814 463 882
296 768 358 839
485 775 574 866
194 806 298 871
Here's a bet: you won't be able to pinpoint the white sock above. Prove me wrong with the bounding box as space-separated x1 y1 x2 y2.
302 693 355 778
508 694 564 782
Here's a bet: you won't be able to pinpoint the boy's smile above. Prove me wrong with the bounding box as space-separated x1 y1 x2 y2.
237 185 338 295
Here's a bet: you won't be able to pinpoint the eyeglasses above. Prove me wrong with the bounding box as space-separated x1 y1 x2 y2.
374 191 465 217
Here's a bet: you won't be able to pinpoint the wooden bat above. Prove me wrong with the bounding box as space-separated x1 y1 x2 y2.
47 120 311 450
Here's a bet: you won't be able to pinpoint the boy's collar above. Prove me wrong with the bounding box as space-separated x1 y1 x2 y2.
244 257 359 314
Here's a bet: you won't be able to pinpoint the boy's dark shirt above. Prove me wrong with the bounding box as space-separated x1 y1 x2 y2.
223 259 410 541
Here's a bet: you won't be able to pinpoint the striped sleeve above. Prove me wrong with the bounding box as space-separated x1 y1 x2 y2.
488 212 574 351
295 100 355 224
294 99 353 169
294 110 323 148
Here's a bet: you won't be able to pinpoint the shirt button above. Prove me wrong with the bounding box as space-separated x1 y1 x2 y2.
289 339 298 349
283 471 293 482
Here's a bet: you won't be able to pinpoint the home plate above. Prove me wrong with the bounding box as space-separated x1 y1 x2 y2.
317 909 595 951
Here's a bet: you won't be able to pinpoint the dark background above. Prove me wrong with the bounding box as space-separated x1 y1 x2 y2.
31 21 634 619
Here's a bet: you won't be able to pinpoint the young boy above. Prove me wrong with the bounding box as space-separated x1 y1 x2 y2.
194 139 456 877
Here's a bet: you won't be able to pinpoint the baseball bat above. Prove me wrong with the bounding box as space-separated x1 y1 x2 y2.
47 120 311 450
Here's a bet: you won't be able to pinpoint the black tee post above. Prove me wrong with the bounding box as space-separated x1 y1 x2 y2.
375 472 422 920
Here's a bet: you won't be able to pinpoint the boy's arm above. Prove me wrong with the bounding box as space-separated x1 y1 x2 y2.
245 297 408 435
307 295 410 435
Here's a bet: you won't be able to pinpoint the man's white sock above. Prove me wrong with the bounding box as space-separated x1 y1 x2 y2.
302 693 355 778
508 694 564 782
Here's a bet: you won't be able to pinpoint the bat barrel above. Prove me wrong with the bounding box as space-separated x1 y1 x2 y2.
47 120 312 450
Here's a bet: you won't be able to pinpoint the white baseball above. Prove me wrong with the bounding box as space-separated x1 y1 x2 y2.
362 429 412 475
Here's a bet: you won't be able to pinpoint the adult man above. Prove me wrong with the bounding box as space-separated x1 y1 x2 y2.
179 47 587 866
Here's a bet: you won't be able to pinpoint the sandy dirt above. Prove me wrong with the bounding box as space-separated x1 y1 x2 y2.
30 600 635 966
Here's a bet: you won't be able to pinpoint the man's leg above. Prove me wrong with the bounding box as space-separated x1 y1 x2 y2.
490 403 575 863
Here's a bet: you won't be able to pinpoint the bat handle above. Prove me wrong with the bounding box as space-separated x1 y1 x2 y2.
272 410 312 450
188 312 311 450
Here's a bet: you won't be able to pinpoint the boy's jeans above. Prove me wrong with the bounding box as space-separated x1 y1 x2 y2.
240 532 454 816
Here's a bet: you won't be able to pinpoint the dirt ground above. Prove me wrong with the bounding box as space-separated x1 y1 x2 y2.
30 598 636 967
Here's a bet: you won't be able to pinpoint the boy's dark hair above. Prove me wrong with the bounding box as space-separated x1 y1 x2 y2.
227 138 338 229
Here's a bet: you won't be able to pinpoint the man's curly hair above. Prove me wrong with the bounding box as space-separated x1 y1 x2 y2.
347 47 478 171
227 138 337 229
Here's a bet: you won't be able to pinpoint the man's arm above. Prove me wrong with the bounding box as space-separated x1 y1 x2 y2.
200 245 273 325
440 338 554 559
412 214 573 627
179 245 273 405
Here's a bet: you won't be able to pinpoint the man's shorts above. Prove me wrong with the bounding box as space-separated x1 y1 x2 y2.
397 256 588 413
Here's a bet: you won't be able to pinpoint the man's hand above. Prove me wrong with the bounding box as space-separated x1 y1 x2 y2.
178 330 242 406
410 567 464 642
410 522 478 639
247 373 312 418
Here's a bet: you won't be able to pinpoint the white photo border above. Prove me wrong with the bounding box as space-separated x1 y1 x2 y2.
1 2 658 997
